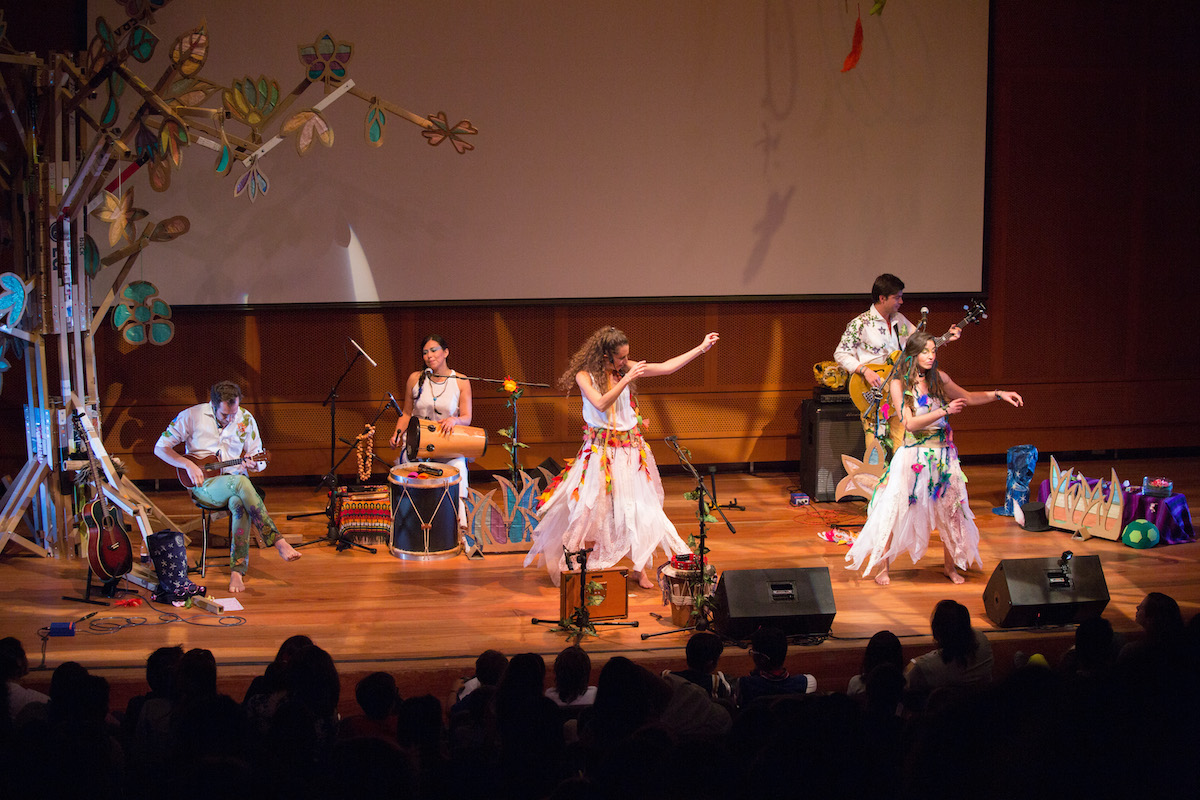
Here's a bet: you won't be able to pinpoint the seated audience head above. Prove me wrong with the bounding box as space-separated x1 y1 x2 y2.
1073 616 1115 670
145 644 185 695
930 599 977 666
749 626 788 671
0 636 29 680
1135 591 1184 640
861 630 903 677
553 646 592 705
685 631 725 673
474 648 508 687
286 644 340 720
354 671 400 721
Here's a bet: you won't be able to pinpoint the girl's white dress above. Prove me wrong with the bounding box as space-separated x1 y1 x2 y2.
525 378 690 585
845 390 981 577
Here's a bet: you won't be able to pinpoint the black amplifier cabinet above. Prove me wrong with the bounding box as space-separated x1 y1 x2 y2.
799 398 866 502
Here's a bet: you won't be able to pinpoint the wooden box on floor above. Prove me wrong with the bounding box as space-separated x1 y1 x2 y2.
560 569 629 621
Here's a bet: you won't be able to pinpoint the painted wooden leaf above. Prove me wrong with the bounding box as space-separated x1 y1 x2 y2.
170 25 209 77
282 109 334 156
214 140 233 176
123 325 146 345
870 0 888 16
82 234 101 278
128 24 158 62
149 215 190 242
109 71 126 99
0 272 31 326
365 103 386 147
148 156 171 192
100 92 119 128
841 13 864 72
149 320 175 346
95 16 116 55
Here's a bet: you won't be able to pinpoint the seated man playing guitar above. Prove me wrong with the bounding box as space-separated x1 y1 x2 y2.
154 380 300 593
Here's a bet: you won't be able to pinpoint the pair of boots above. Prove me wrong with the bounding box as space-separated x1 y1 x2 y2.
146 530 206 602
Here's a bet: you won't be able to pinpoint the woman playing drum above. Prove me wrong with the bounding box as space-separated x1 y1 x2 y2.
390 334 473 527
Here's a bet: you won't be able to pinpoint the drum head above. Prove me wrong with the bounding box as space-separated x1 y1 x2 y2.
388 463 460 488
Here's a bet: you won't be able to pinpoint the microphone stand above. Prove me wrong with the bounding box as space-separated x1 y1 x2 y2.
434 372 549 487
532 547 639 641
641 437 733 640
291 394 397 554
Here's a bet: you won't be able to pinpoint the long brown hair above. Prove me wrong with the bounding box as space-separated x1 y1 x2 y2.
558 326 629 394
897 332 948 411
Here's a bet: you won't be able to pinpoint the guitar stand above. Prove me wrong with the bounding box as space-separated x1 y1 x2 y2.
707 466 745 511
532 547 639 640
62 566 123 607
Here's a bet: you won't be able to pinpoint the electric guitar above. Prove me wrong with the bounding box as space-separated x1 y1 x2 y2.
176 450 271 488
73 413 134 582
849 300 988 416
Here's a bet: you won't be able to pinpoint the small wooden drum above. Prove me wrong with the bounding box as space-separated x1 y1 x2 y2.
405 417 488 461
660 564 716 627
388 464 462 560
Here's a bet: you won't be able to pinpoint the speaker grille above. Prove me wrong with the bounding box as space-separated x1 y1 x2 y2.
798 399 866 501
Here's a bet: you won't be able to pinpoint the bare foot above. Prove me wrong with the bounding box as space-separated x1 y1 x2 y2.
276 538 301 562
229 572 246 593
943 566 966 584
632 571 655 589
873 566 891 586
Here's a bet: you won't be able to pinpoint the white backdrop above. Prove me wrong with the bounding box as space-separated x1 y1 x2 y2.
87 0 990 304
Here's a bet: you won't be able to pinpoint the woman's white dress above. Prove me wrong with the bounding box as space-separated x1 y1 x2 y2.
845 390 981 576
524 378 690 585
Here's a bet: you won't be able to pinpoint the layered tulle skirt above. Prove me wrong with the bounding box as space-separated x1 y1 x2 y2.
845 442 981 577
525 427 690 585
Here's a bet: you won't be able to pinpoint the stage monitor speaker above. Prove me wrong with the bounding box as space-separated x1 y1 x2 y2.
711 567 836 640
982 555 1110 628
798 399 866 502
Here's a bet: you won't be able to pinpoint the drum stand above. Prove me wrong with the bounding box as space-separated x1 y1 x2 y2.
532 547 638 640
707 466 746 511
290 394 397 554
640 437 735 640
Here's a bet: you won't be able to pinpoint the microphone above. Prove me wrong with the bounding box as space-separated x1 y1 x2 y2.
416 463 443 476
664 435 678 444
386 393 403 415
348 337 377 367
918 307 929 331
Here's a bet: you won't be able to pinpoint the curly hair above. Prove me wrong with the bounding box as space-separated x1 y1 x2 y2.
895 331 948 412
557 326 630 394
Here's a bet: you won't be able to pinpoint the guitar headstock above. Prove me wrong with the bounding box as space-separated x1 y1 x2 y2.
959 299 988 328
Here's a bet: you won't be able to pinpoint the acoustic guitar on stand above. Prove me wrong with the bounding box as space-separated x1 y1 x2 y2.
849 300 988 417
72 413 134 582
176 450 271 488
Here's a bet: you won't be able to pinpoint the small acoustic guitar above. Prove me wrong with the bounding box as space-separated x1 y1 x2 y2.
73 413 134 582
176 450 271 488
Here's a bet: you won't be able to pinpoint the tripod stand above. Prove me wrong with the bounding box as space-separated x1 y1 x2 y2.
640 436 734 640
707 465 746 511
532 547 639 641
290 392 398 554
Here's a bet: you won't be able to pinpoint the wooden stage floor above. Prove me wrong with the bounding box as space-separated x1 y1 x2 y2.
3 455 1197 710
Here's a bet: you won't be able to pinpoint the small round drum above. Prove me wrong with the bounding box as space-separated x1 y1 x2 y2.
388 464 462 560
661 565 716 627
406 417 488 461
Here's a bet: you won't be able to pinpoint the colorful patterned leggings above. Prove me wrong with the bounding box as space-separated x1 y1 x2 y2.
190 474 280 575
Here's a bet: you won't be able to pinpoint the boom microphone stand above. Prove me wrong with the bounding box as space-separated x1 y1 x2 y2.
641 436 734 640
290 391 398 554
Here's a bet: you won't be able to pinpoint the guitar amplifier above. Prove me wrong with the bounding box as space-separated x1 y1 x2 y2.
799 399 866 502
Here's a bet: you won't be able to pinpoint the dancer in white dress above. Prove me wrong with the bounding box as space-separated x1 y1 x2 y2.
845 332 1023 585
389 335 473 525
525 326 720 588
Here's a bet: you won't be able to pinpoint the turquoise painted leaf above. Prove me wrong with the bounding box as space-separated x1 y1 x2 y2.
0 272 31 326
129 25 159 62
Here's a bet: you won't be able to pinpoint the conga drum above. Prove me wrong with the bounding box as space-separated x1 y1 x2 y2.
405 417 488 461
388 465 462 560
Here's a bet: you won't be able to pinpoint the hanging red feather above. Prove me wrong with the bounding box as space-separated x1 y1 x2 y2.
841 13 864 72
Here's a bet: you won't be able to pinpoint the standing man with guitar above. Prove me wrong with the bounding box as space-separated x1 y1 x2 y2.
835 274 961 456
154 381 300 593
